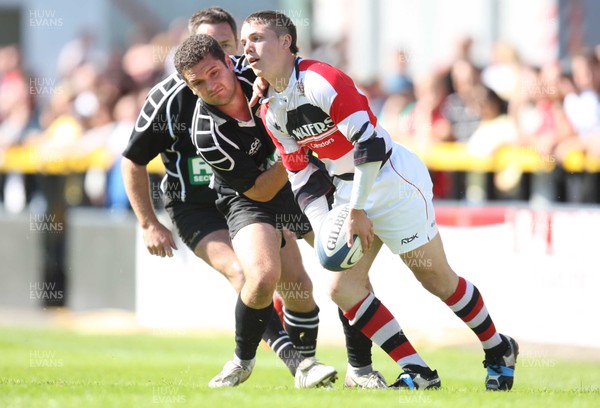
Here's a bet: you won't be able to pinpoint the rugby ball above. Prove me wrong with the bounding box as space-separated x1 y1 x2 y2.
315 204 364 271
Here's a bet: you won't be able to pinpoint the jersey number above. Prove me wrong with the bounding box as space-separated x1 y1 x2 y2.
188 157 213 185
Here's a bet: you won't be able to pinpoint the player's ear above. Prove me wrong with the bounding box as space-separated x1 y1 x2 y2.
225 56 234 70
281 33 292 50
187 85 199 97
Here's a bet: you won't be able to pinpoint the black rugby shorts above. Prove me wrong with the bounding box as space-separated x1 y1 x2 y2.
165 201 228 251
215 187 312 240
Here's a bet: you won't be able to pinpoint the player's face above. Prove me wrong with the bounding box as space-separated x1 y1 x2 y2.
183 55 237 106
240 21 289 80
195 22 238 55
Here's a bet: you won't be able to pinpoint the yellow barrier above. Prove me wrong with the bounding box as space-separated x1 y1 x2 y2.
415 143 592 173
418 143 493 172
0 143 597 175
562 149 600 172
0 146 166 174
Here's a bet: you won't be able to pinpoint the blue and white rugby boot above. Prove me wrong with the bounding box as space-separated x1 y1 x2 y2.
484 334 519 391
389 365 441 390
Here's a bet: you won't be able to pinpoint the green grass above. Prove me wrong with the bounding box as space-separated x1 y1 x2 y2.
0 327 599 408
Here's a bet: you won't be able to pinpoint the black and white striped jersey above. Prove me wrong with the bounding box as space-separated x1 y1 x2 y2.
190 75 279 196
122 55 251 206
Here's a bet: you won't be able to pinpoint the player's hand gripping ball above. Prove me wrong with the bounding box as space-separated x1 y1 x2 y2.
315 204 364 271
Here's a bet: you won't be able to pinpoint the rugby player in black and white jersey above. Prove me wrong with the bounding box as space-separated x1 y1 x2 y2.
173 33 344 389
241 11 519 391
122 8 333 388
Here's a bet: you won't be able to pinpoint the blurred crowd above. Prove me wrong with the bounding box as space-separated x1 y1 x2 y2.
0 22 188 212
374 39 600 203
2 24 600 213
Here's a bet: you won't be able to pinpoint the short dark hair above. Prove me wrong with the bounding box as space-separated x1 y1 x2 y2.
174 34 226 77
482 85 508 114
244 10 298 54
188 7 237 41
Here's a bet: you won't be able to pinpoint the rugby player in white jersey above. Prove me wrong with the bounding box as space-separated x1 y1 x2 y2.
240 10 519 391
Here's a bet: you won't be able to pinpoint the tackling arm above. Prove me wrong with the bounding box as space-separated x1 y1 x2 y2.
242 160 289 202
261 106 335 211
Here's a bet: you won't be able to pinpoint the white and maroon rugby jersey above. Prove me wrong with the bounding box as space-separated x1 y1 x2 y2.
260 57 394 208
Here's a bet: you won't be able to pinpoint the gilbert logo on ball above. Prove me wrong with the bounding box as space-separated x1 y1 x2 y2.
315 204 364 271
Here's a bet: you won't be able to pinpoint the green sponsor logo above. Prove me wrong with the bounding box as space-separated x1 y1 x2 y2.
188 157 213 185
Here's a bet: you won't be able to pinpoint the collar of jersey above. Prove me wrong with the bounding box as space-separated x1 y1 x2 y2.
197 100 230 127
262 57 302 105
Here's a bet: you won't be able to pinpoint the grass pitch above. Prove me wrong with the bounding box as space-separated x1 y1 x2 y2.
0 327 599 408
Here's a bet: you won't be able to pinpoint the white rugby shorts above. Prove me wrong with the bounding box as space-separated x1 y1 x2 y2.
332 143 438 254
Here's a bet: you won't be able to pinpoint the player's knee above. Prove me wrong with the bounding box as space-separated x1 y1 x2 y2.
210 258 245 291
288 267 313 291
415 267 456 300
327 281 348 307
226 266 245 293
300 274 314 294
247 268 280 296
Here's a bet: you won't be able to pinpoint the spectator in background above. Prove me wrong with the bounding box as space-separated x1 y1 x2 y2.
104 93 139 209
453 35 474 63
554 50 600 202
27 85 83 163
561 50 600 156
482 41 522 102
379 48 415 139
513 63 573 158
509 63 576 203
0 45 39 212
393 71 453 198
357 78 386 117
160 18 190 76
442 59 482 143
438 58 482 200
467 86 519 200
54 63 118 207
469 86 517 156
383 49 412 95
56 31 103 79
70 63 113 131
310 37 348 71
80 92 139 208
379 76 415 140
395 71 452 147
121 42 164 91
